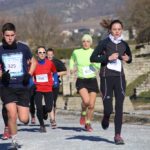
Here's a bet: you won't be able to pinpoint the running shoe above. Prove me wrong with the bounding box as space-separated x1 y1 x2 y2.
7 142 21 150
7 139 21 150
85 123 93 132
114 134 125 145
1 127 11 140
31 117 36 124
50 119 57 129
101 115 110 130
39 126 46 133
80 114 86 125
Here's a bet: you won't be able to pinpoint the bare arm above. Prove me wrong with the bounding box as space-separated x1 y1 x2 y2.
28 57 37 75
0 64 2 77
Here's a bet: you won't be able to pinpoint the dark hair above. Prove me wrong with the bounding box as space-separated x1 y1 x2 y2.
109 20 123 29
2 23 16 33
100 19 123 30
36 46 46 53
47 48 54 53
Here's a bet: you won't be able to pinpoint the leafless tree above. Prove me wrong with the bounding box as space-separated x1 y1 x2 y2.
0 13 14 40
119 0 150 32
16 7 63 51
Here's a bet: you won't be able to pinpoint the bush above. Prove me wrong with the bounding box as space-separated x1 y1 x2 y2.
54 47 79 59
136 26 150 44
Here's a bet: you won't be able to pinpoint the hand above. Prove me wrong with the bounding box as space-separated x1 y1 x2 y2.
22 73 31 86
1 70 10 87
70 68 77 74
122 53 129 62
108 53 119 61
53 73 59 88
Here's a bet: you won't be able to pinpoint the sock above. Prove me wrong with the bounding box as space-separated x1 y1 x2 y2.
86 120 91 124
12 134 17 143
81 111 86 116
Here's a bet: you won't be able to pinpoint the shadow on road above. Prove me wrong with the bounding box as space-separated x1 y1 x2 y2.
58 126 85 132
0 143 23 150
0 143 12 150
18 123 49 127
18 127 39 132
66 135 115 144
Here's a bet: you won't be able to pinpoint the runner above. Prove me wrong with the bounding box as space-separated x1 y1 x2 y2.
90 19 132 144
69 34 100 132
33 46 58 132
0 22 36 149
47 48 67 129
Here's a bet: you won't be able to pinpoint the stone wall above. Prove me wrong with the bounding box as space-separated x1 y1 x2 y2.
135 45 150 55
124 57 150 85
113 45 150 85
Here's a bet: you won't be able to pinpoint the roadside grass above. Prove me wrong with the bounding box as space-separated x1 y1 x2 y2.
131 98 150 110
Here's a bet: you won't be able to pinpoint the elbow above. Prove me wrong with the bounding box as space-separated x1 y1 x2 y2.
90 56 94 62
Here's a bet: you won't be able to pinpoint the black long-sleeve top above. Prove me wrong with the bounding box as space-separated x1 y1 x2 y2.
90 37 132 77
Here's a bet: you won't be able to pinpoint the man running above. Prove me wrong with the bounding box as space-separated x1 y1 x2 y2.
0 23 36 149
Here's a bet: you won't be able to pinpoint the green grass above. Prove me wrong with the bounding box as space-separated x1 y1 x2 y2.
139 90 150 98
126 72 150 96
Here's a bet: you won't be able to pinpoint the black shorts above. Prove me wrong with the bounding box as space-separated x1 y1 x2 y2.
1 87 30 107
76 78 99 93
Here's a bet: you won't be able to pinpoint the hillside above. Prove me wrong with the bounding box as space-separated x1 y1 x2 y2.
0 0 125 23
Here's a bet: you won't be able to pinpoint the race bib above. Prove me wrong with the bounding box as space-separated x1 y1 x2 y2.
107 59 122 72
2 53 23 77
83 66 95 76
36 74 48 82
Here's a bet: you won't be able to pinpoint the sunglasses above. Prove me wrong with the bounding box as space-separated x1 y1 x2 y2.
82 40 90 43
38 51 46 54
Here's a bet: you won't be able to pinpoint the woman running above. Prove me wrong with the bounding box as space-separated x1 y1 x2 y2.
90 19 132 144
33 46 58 132
69 34 100 132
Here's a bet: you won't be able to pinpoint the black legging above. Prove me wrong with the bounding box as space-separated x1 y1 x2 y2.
35 92 53 126
100 75 126 134
29 85 36 118
2 105 8 126
1 87 8 127
53 87 59 109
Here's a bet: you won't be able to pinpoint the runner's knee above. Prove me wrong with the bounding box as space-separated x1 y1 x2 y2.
83 99 90 107
46 106 52 113
19 117 29 124
88 103 94 110
23 119 29 125
103 97 113 115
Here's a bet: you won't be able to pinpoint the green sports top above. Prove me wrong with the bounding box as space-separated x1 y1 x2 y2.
69 48 100 78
